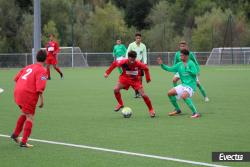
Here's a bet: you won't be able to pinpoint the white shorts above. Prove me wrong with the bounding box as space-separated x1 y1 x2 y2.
174 85 194 99
175 72 199 82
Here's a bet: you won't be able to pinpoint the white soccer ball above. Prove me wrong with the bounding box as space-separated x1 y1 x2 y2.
121 107 132 118
0 88 4 94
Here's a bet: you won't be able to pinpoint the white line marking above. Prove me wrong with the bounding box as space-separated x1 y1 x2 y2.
0 134 229 167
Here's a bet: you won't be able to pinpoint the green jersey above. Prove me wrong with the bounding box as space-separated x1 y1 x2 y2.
113 44 127 58
161 60 198 91
173 51 200 73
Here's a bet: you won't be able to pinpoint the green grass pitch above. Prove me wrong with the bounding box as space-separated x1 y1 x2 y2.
0 66 250 167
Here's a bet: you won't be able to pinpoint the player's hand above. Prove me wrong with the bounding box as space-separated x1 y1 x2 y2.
157 57 163 65
104 73 109 78
39 102 44 108
146 79 151 83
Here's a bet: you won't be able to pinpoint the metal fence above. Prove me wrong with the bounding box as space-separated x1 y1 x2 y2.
1 51 249 68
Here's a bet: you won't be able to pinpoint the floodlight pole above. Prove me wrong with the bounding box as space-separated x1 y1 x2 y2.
33 0 41 63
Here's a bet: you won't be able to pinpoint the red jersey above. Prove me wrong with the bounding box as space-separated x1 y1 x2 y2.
14 63 47 113
45 40 60 58
106 59 151 82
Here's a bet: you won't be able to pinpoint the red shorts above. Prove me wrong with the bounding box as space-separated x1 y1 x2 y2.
46 56 57 65
14 91 39 115
119 77 143 90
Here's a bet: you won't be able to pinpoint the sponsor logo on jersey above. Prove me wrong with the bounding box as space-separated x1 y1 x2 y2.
41 76 47 80
126 71 138 75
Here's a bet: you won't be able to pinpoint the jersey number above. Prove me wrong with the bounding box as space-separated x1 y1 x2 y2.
21 68 33 80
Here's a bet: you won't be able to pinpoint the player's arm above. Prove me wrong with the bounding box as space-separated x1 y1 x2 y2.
122 45 127 56
140 63 151 83
186 62 198 76
112 46 116 58
104 61 119 78
173 52 178 65
35 70 47 108
14 69 24 82
190 52 200 73
157 57 178 72
38 93 44 108
143 45 147 64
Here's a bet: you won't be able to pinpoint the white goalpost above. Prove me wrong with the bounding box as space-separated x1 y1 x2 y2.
206 47 250 65
38 47 88 67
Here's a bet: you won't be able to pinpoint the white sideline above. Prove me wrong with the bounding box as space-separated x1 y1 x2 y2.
0 134 229 167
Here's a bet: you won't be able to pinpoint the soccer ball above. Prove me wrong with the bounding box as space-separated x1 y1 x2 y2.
0 88 4 94
121 107 132 118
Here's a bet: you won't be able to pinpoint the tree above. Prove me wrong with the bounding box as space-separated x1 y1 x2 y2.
42 20 60 47
124 0 153 30
82 2 131 51
144 0 176 51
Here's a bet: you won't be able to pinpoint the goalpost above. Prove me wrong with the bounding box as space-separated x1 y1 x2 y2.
37 47 88 67
206 47 250 65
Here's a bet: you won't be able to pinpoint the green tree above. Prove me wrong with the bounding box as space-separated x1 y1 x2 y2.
16 14 33 52
42 20 60 46
144 0 176 51
82 2 130 51
124 0 153 30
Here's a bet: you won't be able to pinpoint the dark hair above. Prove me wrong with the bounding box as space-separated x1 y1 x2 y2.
180 49 189 56
135 32 141 37
128 50 137 58
36 50 47 62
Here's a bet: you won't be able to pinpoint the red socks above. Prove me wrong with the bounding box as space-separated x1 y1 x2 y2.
114 91 123 106
47 67 51 78
13 115 26 137
22 120 33 144
142 95 153 111
55 67 62 75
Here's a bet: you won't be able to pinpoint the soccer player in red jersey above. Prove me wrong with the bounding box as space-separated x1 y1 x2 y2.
104 50 155 118
45 34 63 80
11 50 48 148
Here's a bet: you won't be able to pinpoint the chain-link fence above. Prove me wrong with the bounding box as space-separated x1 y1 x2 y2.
1 51 249 68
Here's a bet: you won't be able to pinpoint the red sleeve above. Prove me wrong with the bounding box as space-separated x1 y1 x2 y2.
36 69 47 93
105 61 118 75
140 62 151 81
55 42 60 55
14 69 24 82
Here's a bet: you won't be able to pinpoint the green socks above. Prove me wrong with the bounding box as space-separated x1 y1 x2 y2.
184 97 197 114
168 95 180 111
197 83 207 98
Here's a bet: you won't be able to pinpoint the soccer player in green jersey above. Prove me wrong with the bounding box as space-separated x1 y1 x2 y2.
157 49 200 118
112 38 127 74
173 40 209 102
126 32 147 98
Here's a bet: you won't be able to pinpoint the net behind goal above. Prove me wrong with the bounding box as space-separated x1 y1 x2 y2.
40 47 88 67
206 47 250 65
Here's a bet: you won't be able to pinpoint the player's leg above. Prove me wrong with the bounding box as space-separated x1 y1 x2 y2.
20 113 34 148
114 82 125 111
135 71 144 98
53 64 63 79
182 91 200 118
197 80 209 102
172 73 180 87
138 87 155 117
168 88 181 116
46 64 51 80
11 112 26 143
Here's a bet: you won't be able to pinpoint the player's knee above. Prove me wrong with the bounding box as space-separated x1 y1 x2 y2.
114 88 120 93
141 93 146 97
167 91 173 96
